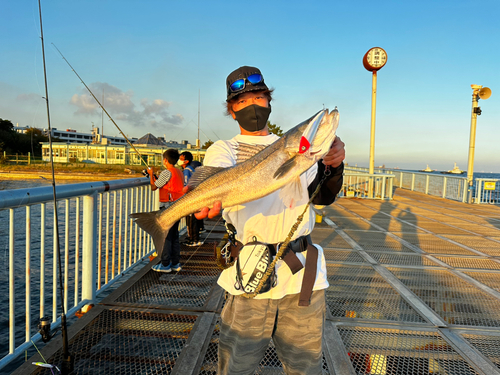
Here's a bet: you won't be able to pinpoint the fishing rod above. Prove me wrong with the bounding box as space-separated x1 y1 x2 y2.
51 43 150 168
38 1 74 373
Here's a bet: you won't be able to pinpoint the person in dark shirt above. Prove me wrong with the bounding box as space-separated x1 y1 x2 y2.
179 151 203 246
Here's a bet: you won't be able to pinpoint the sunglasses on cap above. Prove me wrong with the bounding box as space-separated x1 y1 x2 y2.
228 73 264 93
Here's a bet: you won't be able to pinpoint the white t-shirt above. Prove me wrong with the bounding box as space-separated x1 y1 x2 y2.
203 133 329 299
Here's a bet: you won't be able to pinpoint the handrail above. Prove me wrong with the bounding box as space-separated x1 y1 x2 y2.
0 177 149 209
0 177 179 370
341 172 395 200
344 167 498 205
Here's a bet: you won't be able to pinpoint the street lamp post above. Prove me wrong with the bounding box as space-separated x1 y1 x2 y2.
466 84 491 203
363 47 387 197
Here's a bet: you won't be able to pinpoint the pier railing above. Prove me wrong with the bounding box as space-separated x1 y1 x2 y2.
475 178 500 204
392 170 468 202
341 171 395 200
0 177 182 369
345 167 498 204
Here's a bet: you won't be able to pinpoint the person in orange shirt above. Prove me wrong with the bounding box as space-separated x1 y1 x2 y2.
147 149 184 272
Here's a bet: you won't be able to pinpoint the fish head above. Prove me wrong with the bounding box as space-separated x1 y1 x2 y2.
285 108 339 162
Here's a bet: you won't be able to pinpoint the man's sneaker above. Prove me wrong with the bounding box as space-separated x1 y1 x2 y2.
152 263 171 273
172 263 182 272
181 239 193 246
187 240 204 247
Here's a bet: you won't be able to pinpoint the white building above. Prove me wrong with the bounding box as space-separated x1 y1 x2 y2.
13 124 135 145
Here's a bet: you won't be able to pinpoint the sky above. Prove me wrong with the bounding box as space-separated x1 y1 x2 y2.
1 0 499 172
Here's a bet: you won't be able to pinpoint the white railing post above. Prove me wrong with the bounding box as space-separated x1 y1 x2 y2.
425 175 430 195
442 177 447 198
82 192 97 306
25 206 31 343
411 173 415 191
476 179 482 204
9 209 15 354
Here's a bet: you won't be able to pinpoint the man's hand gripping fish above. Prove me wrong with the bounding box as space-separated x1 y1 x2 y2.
130 108 339 252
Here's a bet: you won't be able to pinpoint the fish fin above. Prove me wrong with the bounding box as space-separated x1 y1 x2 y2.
236 143 267 163
187 166 225 189
279 177 303 209
130 211 169 254
273 155 298 179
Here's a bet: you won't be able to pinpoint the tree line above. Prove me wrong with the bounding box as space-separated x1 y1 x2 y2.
0 118 51 157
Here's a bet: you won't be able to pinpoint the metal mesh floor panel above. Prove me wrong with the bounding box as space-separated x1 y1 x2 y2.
387 267 500 327
365 251 442 268
311 229 354 249
326 264 427 323
434 256 500 270
449 224 500 237
198 318 331 374
32 309 197 375
324 249 367 263
461 332 500 369
337 326 480 375
463 271 500 292
392 233 479 255
114 260 220 308
413 222 474 235
326 217 374 230
343 230 416 252
441 235 500 256
376 220 427 233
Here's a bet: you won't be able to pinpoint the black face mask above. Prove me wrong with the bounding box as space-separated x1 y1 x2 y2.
234 104 271 132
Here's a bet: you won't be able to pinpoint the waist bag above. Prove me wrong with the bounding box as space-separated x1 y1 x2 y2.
234 240 276 294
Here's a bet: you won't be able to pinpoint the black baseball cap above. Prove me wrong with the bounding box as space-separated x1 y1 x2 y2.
226 66 269 102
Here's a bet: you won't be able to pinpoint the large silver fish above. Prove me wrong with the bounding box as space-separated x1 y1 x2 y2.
130 108 339 252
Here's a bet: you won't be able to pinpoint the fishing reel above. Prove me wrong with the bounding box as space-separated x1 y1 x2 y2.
38 316 55 343
141 169 149 177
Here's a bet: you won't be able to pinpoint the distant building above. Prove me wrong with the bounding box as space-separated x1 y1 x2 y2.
13 124 135 145
41 132 205 165
13 125 32 134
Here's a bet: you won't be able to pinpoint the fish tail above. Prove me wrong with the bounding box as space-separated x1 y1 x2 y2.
130 211 170 255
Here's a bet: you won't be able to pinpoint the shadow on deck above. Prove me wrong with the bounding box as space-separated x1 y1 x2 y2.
13 189 500 374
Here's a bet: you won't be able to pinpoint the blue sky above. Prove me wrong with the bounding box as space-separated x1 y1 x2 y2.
1 0 499 172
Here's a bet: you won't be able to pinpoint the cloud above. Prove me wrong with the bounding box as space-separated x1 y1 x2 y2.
70 82 184 128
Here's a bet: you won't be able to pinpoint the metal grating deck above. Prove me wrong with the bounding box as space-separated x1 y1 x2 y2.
32 308 199 375
365 251 442 268
460 332 500 369
326 264 427 323
12 192 500 375
337 325 481 375
198 318 332 374
107 243 223 311
387 267 500 327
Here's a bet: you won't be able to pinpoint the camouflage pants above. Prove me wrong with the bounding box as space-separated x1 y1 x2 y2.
218 290 325 375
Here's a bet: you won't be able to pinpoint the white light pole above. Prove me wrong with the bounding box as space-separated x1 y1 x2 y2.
363 47 387 197
467 84 491 203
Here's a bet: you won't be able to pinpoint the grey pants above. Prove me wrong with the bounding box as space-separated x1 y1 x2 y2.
218 290 325 375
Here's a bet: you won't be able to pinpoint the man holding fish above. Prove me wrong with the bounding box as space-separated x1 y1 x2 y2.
198 66 345 375
132 65 344 374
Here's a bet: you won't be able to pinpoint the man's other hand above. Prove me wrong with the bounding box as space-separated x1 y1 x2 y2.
322 136 345 168
182 186 221 219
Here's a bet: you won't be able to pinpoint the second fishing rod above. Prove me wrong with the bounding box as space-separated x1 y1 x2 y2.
52 43 149 168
